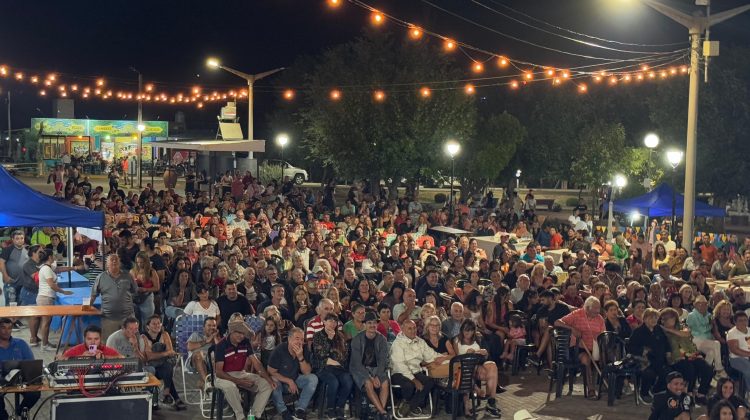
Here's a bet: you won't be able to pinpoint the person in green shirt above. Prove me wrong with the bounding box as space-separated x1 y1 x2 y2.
343 303 366 339
660 307 713 402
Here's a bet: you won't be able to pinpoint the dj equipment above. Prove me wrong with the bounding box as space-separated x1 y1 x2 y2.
47 358 148 388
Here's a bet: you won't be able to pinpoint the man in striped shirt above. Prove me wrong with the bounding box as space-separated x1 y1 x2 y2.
304 298 342 341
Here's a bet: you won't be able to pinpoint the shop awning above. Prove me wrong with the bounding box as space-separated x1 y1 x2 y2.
156 139 266 153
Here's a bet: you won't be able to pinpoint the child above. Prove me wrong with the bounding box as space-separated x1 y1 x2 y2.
254 318 281 366
501 314 527 361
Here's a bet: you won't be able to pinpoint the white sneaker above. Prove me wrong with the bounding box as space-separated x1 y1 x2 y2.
43 344 58 352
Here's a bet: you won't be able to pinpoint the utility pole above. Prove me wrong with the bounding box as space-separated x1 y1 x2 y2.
137 72 143 188
6 91 11 159
642 0 750 251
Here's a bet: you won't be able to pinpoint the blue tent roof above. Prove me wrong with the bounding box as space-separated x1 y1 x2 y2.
0 165 104 228
606 183 725 218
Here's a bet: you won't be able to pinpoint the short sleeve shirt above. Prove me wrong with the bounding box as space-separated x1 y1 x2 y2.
727 326 750 358
214 337 252 373
559 308 605 350
268 342 301 380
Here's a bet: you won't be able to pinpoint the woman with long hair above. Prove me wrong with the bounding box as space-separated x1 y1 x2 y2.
311 313 354 420
659 308 713 401
131 251 160 327
652 242 670 272
292 286 316 328
706 377 748 419
165 269 197 320
142 315 185 410
453 319 501 417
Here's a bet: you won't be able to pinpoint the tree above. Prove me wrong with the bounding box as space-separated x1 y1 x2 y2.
291 30 476 197
456 111 526 198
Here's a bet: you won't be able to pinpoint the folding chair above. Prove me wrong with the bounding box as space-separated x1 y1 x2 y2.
547 327 589 399
596 331 639 406
388 369 434 420
508 309 539 376
446 353 486 420
173 314 208 408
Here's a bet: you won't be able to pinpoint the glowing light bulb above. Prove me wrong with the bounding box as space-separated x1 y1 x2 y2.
192 86 201 94
680 66 688 73
443 39 456 52
636 73 644 81
197 102 204 108
578 84 588 93
510 80 519 89
669 67 677 75
96 78 105 86
330 89 341 100
472 62 483 73
14 72 23 80
373 90 386 102
39 90 46 96
409 26 422 39
145 84 154 92
623 74 632 82
561 71 570 79
524 71 533 81
0 66 7 76
371 11 384 25
47 73 56 81
497 56 508 67
609 76 617 85
30 76 39 84
327 0 341 8
419 87 431 98
546 68 555 77
464 84 475 94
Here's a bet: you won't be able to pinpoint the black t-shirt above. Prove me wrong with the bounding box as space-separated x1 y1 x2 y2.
216 296 252 332
425 335 450 354
268 342 302 380
535 302 570 325
649 391 690 420
362 335 378 367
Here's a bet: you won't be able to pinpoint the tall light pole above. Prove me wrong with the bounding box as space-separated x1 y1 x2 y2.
276 133 289 184
644 133 659 190
607 174 627 241
515 169 522 191
129 67 144 188
207 58 284 159
640 0 750 250
667 149 684 240
445 140 460 224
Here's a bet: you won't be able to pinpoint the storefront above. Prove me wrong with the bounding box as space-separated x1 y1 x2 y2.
31 118 169 162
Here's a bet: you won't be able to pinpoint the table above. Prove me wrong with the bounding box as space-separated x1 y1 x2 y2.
55 286 102 346
0 304 101 353
472 236 502 259
56 271 90 288
429 226 473 236
544 248 569 264
708 280 750 301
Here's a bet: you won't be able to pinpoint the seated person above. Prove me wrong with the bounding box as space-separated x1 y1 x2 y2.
304 299 341 342
453 319 501 417
105 317 147 361
310 313 354 420
726 310 750 392
62 324 122 359
628 308 671 403
213 320 274 420
142 315 185 410
350 312 391 419
268 327 319 420
186 316 222 389
706 377 748 419
649 371 692 420
390 320 450 417
0 317 40 420
554 296 605 400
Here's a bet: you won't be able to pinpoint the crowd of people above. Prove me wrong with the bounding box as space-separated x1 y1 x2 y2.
2 171 750 420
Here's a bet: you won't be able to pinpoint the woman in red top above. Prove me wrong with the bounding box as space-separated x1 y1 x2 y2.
130 251 160 327
61 325 122 359
375 303 400 342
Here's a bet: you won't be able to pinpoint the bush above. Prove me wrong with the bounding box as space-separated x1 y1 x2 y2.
434 193 447 204
565 197 579 207
258 162 283 185
552 203 562 212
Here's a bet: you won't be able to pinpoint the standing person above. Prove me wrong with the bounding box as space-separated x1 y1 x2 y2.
130 251 160 328
213 319 275 420
311 313 353 420
36 249 74 351
0 231 28 319
268 327 319 420
90 254 138 342
18 245 44 347
0 317 40 419
350 312 391 420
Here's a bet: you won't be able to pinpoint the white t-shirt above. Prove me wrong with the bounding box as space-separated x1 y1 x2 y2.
37 264 58 299
726 326 750 358
183 300 220 318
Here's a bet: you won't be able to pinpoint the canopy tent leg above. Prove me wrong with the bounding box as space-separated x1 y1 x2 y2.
67 227 74 288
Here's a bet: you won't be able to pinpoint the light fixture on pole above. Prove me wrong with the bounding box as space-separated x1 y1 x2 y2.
276 133 289 184
129 67 143 188
607 174 627 241
643 133 659 190
667 149 684 240
639 0 750 250
445 140 460 224
207 58 285 159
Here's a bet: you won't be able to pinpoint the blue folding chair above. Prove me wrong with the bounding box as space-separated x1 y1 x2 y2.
174 314 208 409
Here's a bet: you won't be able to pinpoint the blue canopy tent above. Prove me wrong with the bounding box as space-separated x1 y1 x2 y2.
605 183 725 218
0 165 104 228
0 165 104 287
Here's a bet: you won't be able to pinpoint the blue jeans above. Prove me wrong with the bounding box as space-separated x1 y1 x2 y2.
19 288 37 306
317 367 354 410
271 373 319 413
134 294 155 327
730 357 750 390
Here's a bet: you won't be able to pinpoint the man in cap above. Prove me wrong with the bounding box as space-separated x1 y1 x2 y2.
213 319 274 420
648 371 691 420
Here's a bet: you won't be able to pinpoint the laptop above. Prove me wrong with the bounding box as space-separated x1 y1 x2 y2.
1 360 44 385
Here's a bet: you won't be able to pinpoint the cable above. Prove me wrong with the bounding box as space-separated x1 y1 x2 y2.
480 0 687 47
469 0 684 54
417 0 680 62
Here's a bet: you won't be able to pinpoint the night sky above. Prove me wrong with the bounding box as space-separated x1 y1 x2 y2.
1 0 749 139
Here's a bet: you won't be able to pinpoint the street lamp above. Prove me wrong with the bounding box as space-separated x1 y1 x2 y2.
607 174 628 241
276 133 289 184
637 0 750 250
445 140 460 223
206 57 285 159
667 149 684 240
643 133 659 190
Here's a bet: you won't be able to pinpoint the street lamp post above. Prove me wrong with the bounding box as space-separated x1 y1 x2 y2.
607 174 627 241
276 133 289 185
129 67 144 188
207 58 284 159
445 140 460 224
640 0 750 250
644 133 659 190
515 169 522 191
667 149 684 240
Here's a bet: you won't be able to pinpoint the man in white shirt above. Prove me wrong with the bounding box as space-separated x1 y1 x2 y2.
292 238 310 270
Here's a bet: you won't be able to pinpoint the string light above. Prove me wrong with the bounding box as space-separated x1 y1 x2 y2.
680 66 688 73
14 72 23 81
39 90 46 96
443 39 456 52
371 11 384 25
623 74 632 82
373 90 386 101
47 73 56 81
561 71 570 79
96 78 105 86
471 62 483 73
409 26 422 40
330 89 342 100
545 68 555 77
30 76 39 84
497 56 509 67
0 66 7 76
669 67 677 75
327 0 342 8
145 84 154 92
419 86 431 98
524 71 533 81
509 80 519 89
636 73 644 80
578 84 588 93
464 83 475 94
609 76 618 85
283 89 295 100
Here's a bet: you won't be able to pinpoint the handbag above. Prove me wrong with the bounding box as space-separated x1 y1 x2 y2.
427 361 449 379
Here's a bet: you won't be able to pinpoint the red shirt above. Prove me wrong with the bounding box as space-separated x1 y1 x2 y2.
63 344 121 358
550 233 564 250
559 308 605 350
